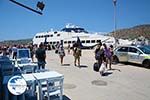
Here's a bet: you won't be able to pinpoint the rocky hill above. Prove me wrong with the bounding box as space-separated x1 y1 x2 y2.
110 24 150 40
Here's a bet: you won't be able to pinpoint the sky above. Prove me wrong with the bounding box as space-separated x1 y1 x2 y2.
0 0 150 41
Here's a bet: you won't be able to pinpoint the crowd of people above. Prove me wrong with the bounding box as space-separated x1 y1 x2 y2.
94 42 114 75
0 44 36 60
0 43 47 70
0 40 114 75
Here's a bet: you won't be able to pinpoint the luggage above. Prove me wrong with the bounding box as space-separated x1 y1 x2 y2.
99 62 106 76
93 62 100 72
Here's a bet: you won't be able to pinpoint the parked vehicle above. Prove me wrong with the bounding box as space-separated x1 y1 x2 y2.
113 45 150 68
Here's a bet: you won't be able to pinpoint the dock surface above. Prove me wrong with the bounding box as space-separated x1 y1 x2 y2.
44 50 150 100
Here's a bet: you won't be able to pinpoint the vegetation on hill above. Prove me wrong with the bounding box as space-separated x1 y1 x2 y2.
0 38 32 45
110 24 150 40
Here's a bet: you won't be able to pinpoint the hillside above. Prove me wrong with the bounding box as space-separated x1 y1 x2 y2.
110 24 150 40
0 38 32 45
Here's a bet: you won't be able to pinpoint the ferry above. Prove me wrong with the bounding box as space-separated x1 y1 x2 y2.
32 24 131 48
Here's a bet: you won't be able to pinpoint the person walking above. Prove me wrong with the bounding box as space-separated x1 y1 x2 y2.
103 43 112 70
67 43 71 54
35 43 46 70
94 42 104 65
94 42 106 75
58 44 65 65
73 43 82 67
28 44 35 62
12 45 18 59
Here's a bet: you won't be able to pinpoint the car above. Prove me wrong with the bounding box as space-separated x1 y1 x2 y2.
113 45 150 68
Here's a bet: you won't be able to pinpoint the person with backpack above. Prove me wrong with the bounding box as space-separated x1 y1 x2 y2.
94 42 106 75
73 43 82 67
95 42 104 65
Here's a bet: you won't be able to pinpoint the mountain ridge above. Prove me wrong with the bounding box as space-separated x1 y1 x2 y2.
110 24 150 40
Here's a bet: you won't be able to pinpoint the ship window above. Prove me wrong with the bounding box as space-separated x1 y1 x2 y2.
68 41 71 43
97 40 101 43
81 40 85 43
57 34 60 36
53 42 56 44
91 40 95 43
45 35 50 37
64 41 67 44
86 40 90 43
50 42 52 44
57 41 59 43
61 27 88 33
54 31 57 34
72 41 75 43
36 36 38 38
50 35 53 37
41 35 44 38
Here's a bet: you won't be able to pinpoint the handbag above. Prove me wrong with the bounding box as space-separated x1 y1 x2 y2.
99 62 106 75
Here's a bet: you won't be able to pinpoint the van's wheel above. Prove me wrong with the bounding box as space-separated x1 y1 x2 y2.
143 60 150 68
113 55 119 64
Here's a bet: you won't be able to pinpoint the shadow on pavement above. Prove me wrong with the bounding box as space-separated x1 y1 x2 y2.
45 95 71 100
110 68 121 72
102 71 113 76
62 64 70 66
117 62 149 69
79 65 88 68
63 95 71 100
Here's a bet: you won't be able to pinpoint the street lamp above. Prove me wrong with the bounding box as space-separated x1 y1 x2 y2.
9 0 45 15
113 0 117 47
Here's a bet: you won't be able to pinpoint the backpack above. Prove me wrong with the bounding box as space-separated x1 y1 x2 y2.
77 48 81 56
95 49 104 60
74 47 81 56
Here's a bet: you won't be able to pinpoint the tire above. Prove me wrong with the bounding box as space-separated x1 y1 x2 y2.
113 55 119 64
142 60 150 68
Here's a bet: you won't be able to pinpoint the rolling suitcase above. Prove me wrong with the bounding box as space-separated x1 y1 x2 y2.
93 62 100 72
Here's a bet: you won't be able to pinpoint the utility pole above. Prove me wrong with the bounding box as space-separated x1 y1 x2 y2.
113 0 117 47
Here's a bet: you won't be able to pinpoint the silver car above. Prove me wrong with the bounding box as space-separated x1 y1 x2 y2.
113 45 150 68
